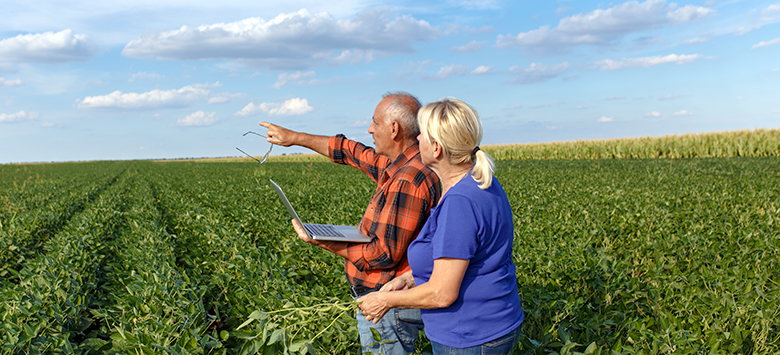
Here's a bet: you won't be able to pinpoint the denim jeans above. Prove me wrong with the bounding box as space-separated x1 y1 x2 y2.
430 325 521 355
356 305 424 355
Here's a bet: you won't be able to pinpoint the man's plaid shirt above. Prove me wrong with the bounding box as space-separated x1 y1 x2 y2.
329 134 441 289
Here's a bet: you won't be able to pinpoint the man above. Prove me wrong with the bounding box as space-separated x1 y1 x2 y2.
260 92 441 355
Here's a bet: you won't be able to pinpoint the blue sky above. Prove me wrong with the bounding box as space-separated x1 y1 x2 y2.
1 0 778 163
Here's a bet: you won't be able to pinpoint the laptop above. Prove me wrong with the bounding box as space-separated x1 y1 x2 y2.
269 179 372 243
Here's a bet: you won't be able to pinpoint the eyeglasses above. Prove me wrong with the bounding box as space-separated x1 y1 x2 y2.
236 131 273 164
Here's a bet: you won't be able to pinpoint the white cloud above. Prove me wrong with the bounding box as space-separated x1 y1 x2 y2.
0 110 39 123
471 65 493 74
450 40 485 53
595 54 705 70
673 110 693 116
763 5 780 15
1 77 22 87
752 37 780 49
128 72 162 82
122 9 439 70
556 7 571 15
739 4 780 36
78 83 219 109
176 111 220 126
496 0 714 53
443 24 492 35
350 118 371 127
598 116 615 122
0 29 95 64
683 37 709 44
507 62 569 84
666 5 715 23
659 93 691 101
273 71 316 89
427 64 471 80
577 105 589 109
235 98 314 117
645 111 661 117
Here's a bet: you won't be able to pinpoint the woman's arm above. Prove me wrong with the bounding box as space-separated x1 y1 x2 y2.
357 257 469 323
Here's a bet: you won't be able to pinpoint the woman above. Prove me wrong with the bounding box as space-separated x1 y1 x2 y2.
358 98 524 354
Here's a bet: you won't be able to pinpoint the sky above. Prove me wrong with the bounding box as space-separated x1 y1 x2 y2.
1 0 778 163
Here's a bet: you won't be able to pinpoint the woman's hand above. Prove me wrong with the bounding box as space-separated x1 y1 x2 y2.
357 292 392 324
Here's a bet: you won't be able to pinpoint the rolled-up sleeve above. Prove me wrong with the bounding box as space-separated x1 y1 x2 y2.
329 135 389 182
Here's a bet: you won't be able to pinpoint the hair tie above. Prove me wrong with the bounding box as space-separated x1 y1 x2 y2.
472 146 480 155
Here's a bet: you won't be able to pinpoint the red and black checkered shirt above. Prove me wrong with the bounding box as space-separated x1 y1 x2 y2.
329 134 441 289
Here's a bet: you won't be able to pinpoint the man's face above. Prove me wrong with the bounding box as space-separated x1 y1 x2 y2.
368 98 393 157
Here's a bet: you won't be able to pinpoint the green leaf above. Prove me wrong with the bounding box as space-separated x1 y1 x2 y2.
558 324 571 344
584 342 598 355
305 342 317 355
289 340 306 352
220 330 230 341
237 318 255 330
249 310 268 320
370 327 381 342
268 329 285 345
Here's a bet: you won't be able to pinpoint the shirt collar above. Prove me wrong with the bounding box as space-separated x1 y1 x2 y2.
381 143 420 181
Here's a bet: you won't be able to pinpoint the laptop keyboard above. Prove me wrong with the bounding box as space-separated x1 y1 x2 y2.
304 224 346 238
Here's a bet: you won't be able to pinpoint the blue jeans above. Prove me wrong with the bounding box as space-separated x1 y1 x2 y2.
430 325 521 355
356 305 424 355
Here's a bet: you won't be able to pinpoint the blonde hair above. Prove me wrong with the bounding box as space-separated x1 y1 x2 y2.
417 98 496 189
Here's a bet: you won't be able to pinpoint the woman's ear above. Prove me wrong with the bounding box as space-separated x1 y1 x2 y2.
432 140 443 160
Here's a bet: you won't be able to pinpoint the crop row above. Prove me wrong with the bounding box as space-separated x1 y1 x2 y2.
0 162 128 281
0 164 128 353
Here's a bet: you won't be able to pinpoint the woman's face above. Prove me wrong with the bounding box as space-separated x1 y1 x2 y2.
417 133 435 167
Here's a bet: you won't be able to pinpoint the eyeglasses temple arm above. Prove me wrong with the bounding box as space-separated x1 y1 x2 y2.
236 147 265 164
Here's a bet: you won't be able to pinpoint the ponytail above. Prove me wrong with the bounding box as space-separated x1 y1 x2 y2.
471 149 495 189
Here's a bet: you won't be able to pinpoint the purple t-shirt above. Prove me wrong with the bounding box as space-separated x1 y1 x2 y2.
408 174 524 348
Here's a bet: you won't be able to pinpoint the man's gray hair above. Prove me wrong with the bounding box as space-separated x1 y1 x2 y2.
382 91 421 139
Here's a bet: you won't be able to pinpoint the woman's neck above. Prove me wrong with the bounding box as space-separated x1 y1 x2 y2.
432 162 472 196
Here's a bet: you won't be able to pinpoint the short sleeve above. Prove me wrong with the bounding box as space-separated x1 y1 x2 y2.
431 195 479 260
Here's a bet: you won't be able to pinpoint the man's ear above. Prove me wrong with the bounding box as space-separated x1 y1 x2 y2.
390 121 400 140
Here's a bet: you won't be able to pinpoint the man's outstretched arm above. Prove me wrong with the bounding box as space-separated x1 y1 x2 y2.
259 121 329 156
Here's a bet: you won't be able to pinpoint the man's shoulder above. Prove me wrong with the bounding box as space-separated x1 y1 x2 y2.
392 157 439 187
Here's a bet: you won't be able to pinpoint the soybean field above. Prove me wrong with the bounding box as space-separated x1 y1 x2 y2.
1 157 778 354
